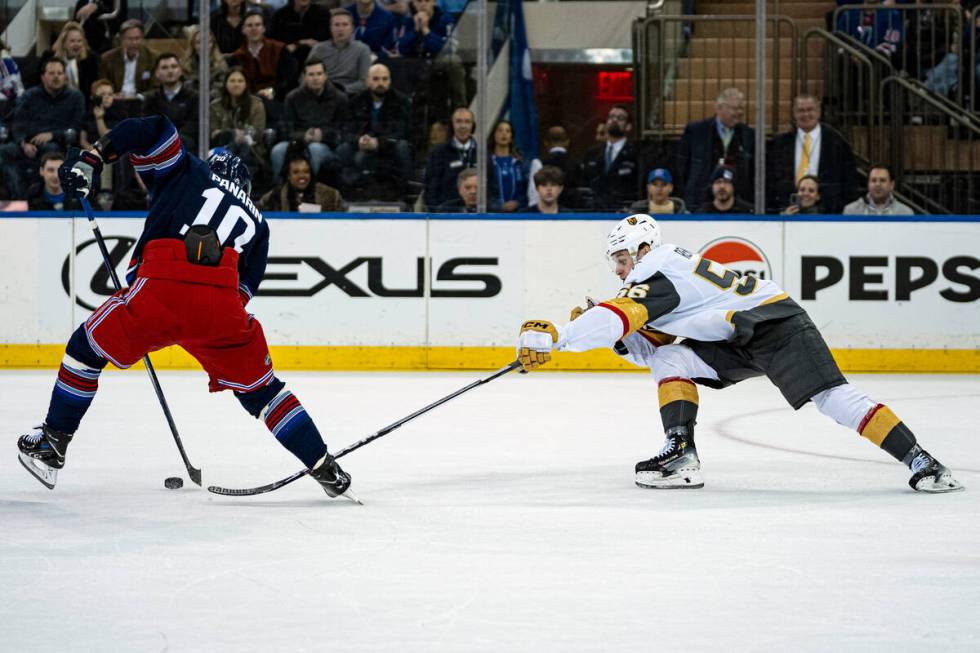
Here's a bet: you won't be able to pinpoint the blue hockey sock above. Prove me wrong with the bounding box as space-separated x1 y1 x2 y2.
45 327 108 434
261 389 327 468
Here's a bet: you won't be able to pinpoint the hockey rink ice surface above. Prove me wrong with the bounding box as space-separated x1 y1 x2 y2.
2 369 978 652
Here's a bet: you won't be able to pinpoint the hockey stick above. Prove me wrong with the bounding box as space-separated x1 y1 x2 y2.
78 196 203 486
207 360 523 496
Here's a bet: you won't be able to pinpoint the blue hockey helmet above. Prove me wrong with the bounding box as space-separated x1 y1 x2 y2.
207 147 251 194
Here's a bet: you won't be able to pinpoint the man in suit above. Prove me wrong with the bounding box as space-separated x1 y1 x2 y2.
579 105 640 211
767 93 858 214
424 107 477 210
674 87 754 211
99 19 157 98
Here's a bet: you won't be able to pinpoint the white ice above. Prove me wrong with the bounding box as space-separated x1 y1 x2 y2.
1 369 978 652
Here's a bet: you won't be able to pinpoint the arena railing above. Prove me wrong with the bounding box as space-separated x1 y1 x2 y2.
633 13 798 140
878 75 980 216
832 3 965 108
800 28 882 169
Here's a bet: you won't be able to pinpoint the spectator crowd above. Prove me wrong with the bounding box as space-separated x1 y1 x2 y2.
0 0 923 216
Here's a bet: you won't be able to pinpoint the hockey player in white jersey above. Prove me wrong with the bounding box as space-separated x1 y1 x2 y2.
516 214 963 493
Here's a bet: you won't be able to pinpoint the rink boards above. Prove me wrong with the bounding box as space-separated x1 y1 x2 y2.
0 212 978 372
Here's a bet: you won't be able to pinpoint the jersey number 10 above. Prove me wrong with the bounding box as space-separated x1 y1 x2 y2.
181 188 257 252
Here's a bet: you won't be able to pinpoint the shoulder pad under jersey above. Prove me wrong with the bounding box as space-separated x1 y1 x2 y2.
625 243 675 284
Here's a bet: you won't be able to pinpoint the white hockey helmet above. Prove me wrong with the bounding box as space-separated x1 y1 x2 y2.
605 213 663 265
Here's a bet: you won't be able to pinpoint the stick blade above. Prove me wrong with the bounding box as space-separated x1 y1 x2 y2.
188 466 202 486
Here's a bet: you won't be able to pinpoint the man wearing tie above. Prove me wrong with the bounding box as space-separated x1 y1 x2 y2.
674 88 755 211
767 94 858 214
579 105 640 211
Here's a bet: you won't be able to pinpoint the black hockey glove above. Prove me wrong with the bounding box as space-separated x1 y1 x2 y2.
60 147 104 199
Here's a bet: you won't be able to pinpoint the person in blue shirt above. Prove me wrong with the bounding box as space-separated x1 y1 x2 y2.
27 150 79 210
347 0 399 58
487 120 527 212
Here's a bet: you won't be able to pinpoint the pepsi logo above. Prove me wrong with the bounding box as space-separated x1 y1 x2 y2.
699 237 773 280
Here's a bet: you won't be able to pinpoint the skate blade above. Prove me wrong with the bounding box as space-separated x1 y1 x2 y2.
17 452 58 490
635 468 704 490
338 489 363 505
913 475 965 493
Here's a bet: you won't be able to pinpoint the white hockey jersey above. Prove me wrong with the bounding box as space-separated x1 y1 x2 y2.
556 243 802 354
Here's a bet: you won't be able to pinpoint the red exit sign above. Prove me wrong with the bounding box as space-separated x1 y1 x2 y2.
596 71 633 101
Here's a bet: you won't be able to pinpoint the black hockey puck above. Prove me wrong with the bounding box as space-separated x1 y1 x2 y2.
164 476 184 489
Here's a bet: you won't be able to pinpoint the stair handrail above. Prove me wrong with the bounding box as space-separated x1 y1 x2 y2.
878 75 980 214
801 27 879 163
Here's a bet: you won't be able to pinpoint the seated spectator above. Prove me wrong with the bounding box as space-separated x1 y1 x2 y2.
424 106 476 210
396 0 466 113
629 168 685 214
782 175 824 215
211 0 258 55
397 0 453 59
48 22 99 103
73 0 128 55
0 57 84 198
437 166 478 212
594 121 607 144
259 153 344 211
347 0 399 58
271 60 348 179
675 87 754 210
767 94 856 214
580 104 640 211
527 125 579 209
699 166 753 214
527 165 565 214
182 26 229 102
427 119 448 150
233 10 297 101
342 62 412 197
142 53 200 154
99 20 157 98
308 9 373 96
843 165 914 215
210 67 268 184
487 120 527 212
0 38 25 120
80 79 126 148
27 150 79 210
269 0 331 66
835 0 904 66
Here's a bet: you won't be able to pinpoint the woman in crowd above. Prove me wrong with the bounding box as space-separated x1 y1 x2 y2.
210 67 268 185
182 25 229 101
259 153 345 212
487 120 527 212
782 174 824 215
49 22 99 102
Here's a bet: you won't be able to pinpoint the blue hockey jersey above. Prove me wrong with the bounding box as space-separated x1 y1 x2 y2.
109 116 269 302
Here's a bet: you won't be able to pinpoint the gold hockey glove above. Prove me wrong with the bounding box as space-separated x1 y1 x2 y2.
517 320 559 370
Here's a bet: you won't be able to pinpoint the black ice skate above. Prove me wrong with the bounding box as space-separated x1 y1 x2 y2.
906 446 964 493
310 453 359 503
17 424 74 490
635 426 703 489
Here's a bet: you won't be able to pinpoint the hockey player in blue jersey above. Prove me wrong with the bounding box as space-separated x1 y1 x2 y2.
17 115 352 499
